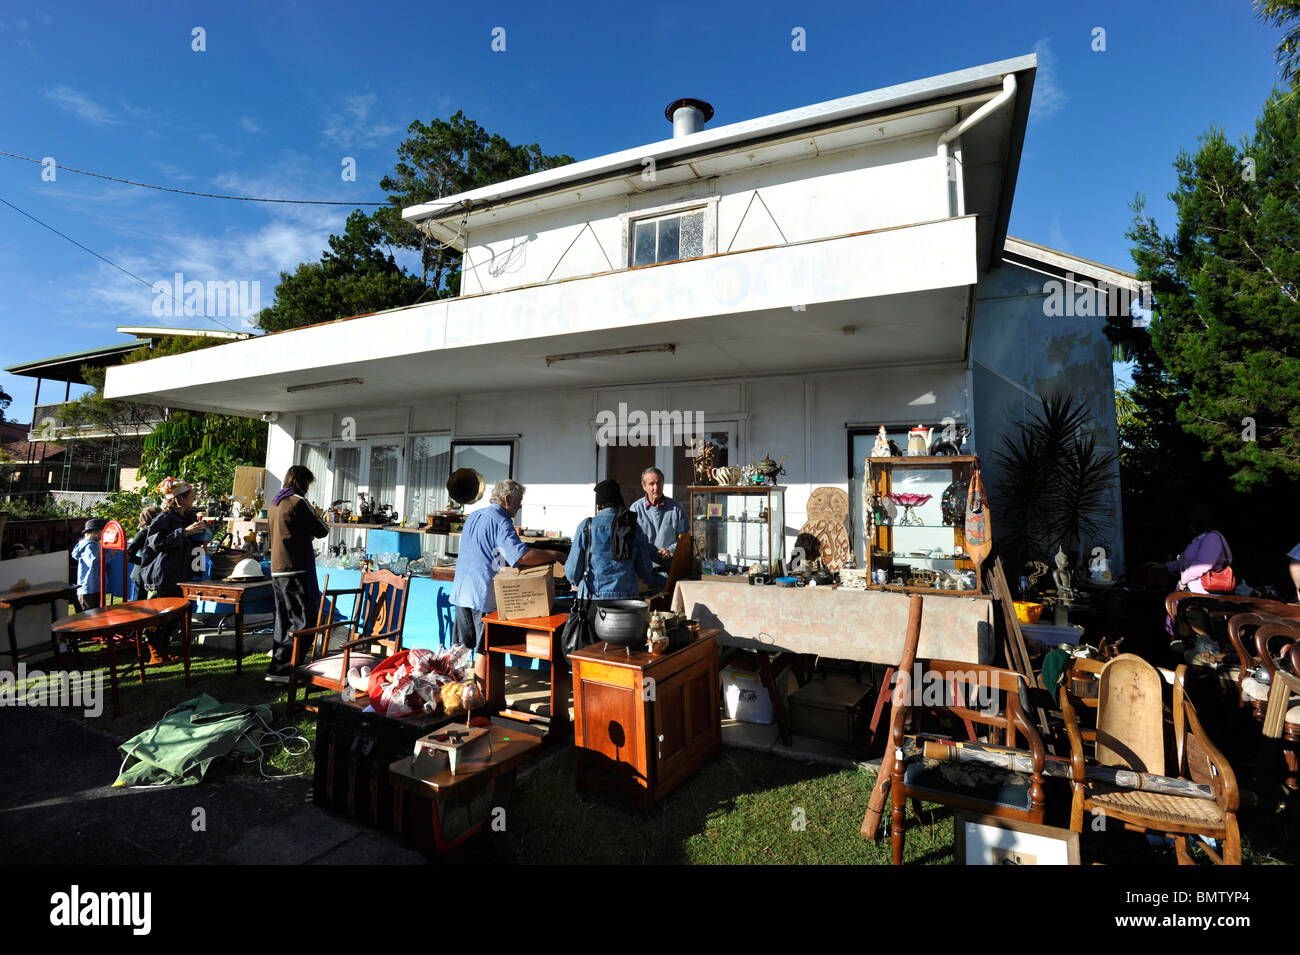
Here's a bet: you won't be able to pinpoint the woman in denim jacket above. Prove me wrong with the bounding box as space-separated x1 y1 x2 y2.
566 480 665 599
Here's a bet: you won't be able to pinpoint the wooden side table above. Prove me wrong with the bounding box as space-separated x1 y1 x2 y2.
177 579 273 673
389 724 541 853
570 630 721 809
1 581 76 667
50 598 191 717
483 611 570 741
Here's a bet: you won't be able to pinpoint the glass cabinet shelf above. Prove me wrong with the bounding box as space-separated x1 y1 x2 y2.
689 485 786 580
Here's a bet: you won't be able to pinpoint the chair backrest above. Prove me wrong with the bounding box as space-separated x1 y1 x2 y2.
913 659 1035 748
356 569 412 649
1255 621 1300 684
1096 653 1165 775
648 531 693 614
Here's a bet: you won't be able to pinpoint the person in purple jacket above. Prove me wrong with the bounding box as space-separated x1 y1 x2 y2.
1161 503 1233 595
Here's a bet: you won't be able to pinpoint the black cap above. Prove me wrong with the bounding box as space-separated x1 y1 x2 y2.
85 518 108 533
595 479 623 509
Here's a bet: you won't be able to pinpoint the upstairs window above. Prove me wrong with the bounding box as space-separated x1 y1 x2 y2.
632 209 705 266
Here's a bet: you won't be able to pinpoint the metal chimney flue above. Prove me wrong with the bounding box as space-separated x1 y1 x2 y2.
665 98 714 138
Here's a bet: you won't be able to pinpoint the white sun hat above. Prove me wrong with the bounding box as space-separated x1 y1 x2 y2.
225 558 265 582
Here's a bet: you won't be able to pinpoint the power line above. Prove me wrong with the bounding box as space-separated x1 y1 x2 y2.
0 149 473 219
0 148 386 206
0 193 245 335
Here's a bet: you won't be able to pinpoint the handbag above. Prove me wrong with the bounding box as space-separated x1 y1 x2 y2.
560 522 596 661
1199 531 1236 593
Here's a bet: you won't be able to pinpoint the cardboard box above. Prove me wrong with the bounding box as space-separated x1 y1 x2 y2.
492 565 555 620
788 674 871 744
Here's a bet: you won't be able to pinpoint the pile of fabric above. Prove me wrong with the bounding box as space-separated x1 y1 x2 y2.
358 647 477 718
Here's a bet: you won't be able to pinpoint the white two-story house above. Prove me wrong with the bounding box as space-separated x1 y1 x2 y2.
105 53 1133 574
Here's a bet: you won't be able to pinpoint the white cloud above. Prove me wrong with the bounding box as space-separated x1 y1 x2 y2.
45 86 121 127
323 93 401 148
241 117 262 134
1048 210 1067 251
1030 38 1067 122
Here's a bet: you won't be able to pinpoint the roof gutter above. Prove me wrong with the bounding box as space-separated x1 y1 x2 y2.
936 73 1017 218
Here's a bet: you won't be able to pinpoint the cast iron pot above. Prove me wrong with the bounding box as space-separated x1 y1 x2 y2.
592 599 650 647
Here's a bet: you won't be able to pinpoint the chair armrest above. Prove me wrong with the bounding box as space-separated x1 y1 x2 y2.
289 623 338 644
1008 700 1047 777
1058 686 1088 784
333 633 390 653
1180 694 1239 813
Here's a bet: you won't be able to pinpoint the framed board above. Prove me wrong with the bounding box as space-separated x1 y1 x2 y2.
954 811 1080 866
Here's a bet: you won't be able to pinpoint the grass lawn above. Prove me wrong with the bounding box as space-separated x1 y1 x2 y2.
18 646 1298 864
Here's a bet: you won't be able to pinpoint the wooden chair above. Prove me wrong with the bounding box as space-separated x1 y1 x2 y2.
648 532 693 614
889 661 1047 865
1225 614 1290 716
1060 656 1241 864
286 570 412 714
1252 622 1300 789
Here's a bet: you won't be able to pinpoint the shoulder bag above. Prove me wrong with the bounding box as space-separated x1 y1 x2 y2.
560 521 597 661
1199 531 1236 593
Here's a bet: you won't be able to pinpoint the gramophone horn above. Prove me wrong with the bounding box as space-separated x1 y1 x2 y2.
446 468 485 507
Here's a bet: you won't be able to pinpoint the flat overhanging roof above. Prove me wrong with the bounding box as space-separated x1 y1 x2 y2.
105 217 979 417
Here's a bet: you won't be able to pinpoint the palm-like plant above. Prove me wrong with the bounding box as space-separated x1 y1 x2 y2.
994 394 1118 575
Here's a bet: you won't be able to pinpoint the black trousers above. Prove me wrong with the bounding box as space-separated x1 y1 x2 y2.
270 575 312 676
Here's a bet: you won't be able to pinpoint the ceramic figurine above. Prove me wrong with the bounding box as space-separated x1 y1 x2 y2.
870 426 892 458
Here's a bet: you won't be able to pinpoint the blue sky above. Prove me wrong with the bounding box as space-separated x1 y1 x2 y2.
0 0 1289 417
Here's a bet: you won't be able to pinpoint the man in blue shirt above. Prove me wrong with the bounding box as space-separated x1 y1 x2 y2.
629 467 689 568
566 480 665 598
451 479 565 689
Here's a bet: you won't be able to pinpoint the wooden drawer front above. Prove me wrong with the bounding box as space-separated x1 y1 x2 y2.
576 679 646 785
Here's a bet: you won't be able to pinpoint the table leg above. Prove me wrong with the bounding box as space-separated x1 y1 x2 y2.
756 650 791 747
549 630 571 734
137 630 147 683
5 606 18 670
49 603 62 663
107 638 120 718
486 630 505 711
234 603 244 674
183 609 191 688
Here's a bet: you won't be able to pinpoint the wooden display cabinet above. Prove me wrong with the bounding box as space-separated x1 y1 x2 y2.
865 455 982 594
569 630 721 809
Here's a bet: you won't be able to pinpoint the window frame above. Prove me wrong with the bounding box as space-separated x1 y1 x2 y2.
621 196 718 269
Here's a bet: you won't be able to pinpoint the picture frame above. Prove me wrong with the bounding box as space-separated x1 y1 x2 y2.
953 811 1080 866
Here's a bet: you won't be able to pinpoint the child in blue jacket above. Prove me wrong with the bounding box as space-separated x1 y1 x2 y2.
72 518 107 611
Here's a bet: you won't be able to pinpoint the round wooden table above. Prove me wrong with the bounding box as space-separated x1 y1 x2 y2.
50 598 191 717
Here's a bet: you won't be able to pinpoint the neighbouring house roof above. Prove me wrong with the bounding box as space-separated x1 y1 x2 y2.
1003 236 1145 293
3 439 65 462
4 342 143 383
5 327 252 385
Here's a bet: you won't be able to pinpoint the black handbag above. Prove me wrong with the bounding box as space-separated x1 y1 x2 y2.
560 522 596 661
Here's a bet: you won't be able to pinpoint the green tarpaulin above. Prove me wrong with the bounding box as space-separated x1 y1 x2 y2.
114 693 272 787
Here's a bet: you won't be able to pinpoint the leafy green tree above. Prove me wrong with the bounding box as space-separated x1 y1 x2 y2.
0 383 12 421
1257 0 1300 87
377 111 573 296
255 210 427 333
1120 88 1300 491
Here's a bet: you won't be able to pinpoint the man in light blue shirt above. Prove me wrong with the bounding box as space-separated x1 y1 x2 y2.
630 467 689 568
451 479 565 689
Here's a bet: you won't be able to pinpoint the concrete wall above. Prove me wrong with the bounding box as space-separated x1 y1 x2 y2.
461 132 948 295
970 261 1124 573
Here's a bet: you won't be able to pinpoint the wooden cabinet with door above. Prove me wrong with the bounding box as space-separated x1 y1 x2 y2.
570 630 720 809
